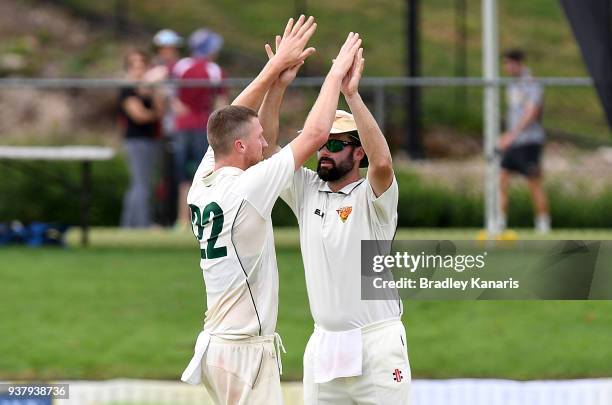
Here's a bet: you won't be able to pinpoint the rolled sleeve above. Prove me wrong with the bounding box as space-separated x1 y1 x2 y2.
366 176 399 226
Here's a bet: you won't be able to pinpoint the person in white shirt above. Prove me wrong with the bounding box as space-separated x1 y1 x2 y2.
260 43 409 404
181 16 365 404
497 48 550 233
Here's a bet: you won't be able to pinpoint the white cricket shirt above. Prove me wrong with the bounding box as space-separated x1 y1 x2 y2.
187 146 295 338
280 168 401 331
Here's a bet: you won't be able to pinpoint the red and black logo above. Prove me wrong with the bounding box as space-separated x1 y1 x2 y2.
393 368 403 382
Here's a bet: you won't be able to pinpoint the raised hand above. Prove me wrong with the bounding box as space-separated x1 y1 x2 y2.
330 32 362 79
265 35 311 87
271 15 317 71
341 47 364 97
231 16 315 110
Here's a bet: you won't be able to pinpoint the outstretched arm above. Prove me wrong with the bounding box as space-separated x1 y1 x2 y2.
259 83 288 159
342 48 393 196
289 32 363 169
259 35 308 159
232 15 316 110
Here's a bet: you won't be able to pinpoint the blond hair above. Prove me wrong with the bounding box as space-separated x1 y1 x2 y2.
207 105 258 156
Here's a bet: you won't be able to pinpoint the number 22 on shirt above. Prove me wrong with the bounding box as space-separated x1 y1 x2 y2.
189 202 227 259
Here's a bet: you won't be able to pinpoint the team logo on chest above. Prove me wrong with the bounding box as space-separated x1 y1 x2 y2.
336 206 353 223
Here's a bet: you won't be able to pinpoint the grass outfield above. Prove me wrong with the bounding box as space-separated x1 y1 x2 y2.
1 227 612 381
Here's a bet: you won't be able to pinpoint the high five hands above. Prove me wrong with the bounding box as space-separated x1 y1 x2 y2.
330 32 363 81
265 33 311 87
268 15 317 75
341 46 364 97
266 28 364 89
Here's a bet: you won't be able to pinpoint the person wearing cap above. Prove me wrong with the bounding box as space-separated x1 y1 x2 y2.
153 29 184 68
147 29 184 89
259 42 409 404
171 28 229 228
149 29 184 225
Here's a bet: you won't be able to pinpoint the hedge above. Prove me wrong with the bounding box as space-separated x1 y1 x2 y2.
1 157 611 228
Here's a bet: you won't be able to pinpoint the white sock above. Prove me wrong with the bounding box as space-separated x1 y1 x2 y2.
499 214 507 231
535 214 551 233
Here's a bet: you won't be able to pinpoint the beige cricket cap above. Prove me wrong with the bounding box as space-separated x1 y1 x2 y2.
330 110 359 135
299 110 358 137
329 110 369 168
298 109 368 167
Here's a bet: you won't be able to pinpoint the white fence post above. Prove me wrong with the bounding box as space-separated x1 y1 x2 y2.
482 0 502 237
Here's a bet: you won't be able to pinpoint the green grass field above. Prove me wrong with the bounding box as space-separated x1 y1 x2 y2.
1 227 612 381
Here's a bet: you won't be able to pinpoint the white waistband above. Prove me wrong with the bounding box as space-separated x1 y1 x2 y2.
314 318 402 335
209 334 275 344
210 333 286 375
181 331 287 386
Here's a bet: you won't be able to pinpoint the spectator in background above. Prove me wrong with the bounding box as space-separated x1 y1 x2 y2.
498 49 550 233
118 49 163 228
153 29 183 68
151 29 184 135
149 29 184 226
172 28 229 228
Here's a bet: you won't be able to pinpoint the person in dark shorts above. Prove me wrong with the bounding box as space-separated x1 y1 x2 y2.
498 49 550 233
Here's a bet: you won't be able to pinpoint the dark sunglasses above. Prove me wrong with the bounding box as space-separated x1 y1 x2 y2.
318 139 359 153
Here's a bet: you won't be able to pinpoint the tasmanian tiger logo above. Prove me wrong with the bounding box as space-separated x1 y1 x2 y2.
336 206 353 223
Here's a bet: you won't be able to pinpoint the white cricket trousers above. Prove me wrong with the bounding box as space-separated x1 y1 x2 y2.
201 335 284 405
303 319 411 405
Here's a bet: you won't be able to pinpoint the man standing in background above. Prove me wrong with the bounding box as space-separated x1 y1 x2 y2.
152 29 183 69
151 28 183 136
149 29 184 225
498 49 550 233
172 29 229 228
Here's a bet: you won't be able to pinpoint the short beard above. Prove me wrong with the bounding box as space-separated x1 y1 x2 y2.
316 156 354 182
